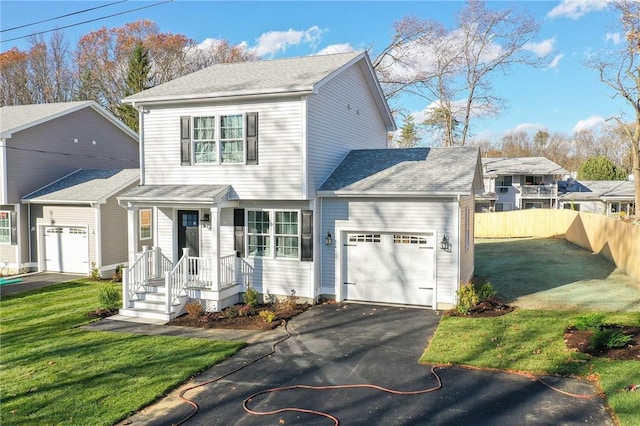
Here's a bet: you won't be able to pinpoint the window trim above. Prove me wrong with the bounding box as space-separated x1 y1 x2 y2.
246 209 301 260
0 210 11 245
139 208 152 240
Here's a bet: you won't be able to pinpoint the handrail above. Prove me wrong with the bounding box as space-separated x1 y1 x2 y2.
122 246 172 309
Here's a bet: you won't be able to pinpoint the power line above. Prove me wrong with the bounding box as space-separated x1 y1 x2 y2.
5 145 139 163
1 1 128 33
1 0 173 44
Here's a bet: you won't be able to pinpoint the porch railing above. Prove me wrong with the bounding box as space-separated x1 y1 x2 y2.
220 254 253 288
122 246 171 308
521 184 557 198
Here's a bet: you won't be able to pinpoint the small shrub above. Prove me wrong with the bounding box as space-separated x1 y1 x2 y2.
274 294 299 313
589 328 633 351
456 281 497 314
185 301 203 317
237 304 254 317
243 286 259 308
259 310 277 323
574 312 606 330
111 264 124 282
89 262 101 281
97 283 120 311
223 305 239 319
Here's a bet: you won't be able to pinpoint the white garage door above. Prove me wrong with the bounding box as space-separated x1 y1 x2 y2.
345 233 435 306
44 226 89 273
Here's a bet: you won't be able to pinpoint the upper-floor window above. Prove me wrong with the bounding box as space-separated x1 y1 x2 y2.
0 211 10 244
181 112 258 166
525 175 545 185
495 176 512 187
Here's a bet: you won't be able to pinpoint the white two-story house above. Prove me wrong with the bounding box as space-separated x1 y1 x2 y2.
476 157 569 212
118 51 483 321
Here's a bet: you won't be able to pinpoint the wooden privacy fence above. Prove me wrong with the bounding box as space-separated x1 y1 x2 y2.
475 210 640 282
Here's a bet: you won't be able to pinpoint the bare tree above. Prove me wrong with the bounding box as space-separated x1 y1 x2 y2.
374 0 545 146
0 47 31 105
586 0 640 213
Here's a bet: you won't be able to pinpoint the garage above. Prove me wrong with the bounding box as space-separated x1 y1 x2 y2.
344 232 435 306
44 226 89 273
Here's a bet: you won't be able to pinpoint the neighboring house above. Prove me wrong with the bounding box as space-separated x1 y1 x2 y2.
559 180 636 216
117 51 483 321
0 101 139 275
21 169 140 277
476 157 569 212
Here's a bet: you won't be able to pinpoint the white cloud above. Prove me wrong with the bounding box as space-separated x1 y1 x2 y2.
547 0 610 20
606 32 622 44
253 26 325 57
572 115 606 133
509 123 548 134
548 53 564 69
315 44 355 55
523 37 555 57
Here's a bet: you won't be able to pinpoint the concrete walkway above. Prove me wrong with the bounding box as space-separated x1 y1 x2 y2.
92 303 613 426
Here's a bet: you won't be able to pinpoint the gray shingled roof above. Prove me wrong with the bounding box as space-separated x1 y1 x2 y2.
124 51 363 103
560 180 635 201
319 147 481 194
482 157 569 176
0 100 138 140
22 169 139 203
118 184 230 204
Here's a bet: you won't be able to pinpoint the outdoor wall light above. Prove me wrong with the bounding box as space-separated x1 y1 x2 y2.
441 235 452 252
201 213 210 228
325 232 333 246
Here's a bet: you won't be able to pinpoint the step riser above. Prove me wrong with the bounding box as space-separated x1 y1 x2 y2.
119 308 174 321
134 293 166 303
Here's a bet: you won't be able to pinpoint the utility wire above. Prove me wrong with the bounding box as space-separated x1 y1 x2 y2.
4 145 139 163
1 0 173 44
1 1 128 33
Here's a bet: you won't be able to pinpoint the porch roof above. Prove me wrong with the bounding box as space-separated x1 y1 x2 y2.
117 184 230 206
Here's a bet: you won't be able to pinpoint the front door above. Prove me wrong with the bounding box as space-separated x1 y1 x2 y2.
177 210 200 258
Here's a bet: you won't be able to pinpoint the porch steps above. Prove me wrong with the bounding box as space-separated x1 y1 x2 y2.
119 279 186 322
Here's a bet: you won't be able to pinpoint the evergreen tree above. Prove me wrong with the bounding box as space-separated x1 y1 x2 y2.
577 156 628 180
117 42 152 132
397 114 420 148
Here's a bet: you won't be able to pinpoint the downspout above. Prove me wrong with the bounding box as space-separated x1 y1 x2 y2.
0 138 7 205
454 195 461 305
94 203 102 276
27 202 31 270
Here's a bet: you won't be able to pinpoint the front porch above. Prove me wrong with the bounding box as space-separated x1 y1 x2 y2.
119 246 253 321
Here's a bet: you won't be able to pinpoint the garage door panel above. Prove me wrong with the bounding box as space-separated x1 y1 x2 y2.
44 226 89 273
345 232 435 307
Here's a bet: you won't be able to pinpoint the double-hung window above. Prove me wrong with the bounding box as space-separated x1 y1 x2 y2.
0 211 10 244
247 210 299 259
139 209 152 240
181 113 258 165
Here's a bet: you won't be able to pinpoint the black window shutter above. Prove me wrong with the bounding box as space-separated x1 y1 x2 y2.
234 209 245 257
180 116 191 166
10 210 17 245
246 112 258 165
301 210 313 261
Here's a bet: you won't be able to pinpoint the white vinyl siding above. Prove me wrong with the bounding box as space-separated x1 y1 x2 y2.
100 195 131 269
459 195 475 286
156 207 176 262
306 64 388 196
142 100 304 199
321 197 458 304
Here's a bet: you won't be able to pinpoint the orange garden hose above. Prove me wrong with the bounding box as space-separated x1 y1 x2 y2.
174 320 602 426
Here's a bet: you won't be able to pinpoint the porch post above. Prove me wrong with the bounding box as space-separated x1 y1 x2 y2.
126 204 137 266
210 207 220 291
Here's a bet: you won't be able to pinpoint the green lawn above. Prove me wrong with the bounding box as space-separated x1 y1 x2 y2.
0 280 245 425
420 309 640 426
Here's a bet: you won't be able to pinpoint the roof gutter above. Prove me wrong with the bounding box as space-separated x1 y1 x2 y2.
316 190 469 198
124 88 315 106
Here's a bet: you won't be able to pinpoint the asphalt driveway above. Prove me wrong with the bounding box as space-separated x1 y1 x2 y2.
0 272 85 297
114 303 613 425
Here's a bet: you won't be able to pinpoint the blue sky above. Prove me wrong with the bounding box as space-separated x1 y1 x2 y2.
0 0 628 141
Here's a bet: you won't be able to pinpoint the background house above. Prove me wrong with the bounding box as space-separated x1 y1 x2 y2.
476 157 569 212
559 180 636 216
0 101 139 275
22 169 140 277
117 51 481 321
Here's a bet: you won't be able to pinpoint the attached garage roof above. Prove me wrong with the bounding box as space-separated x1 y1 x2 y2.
318 147 482 196
22 169 139 204
118 184 230 205
482 157 569 176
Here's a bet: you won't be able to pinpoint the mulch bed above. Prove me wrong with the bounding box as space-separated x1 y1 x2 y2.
445 296 515 317
564 325 640 361
168 303 310 331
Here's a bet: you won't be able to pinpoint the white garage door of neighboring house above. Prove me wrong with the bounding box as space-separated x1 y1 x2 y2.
344 233 435 307
44 226 89 273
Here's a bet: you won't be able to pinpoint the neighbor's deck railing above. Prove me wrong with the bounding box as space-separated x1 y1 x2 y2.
521 184 557 198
